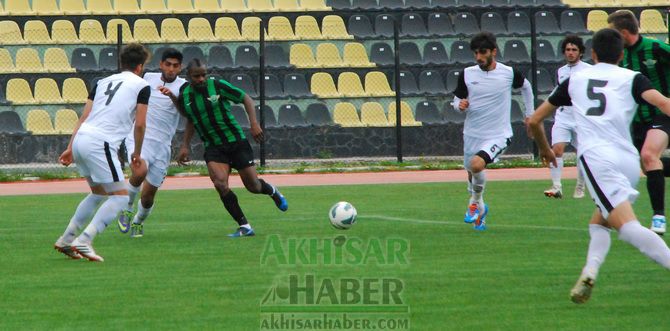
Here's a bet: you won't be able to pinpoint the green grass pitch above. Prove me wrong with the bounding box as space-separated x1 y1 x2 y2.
1 179 669 330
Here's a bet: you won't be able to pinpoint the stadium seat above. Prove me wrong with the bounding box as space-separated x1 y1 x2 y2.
322 15 353 39
34 0 60 15
146 46 167 70
0 21 25 44
266 45 291 69
509 0 534 6
405 0 430 8
481 12 507 34
6 0 34 15
535 11 561 35
188 18 216 42
15 48 44 73
62 78 88 103
302 0 332 11
419 70 447 96
507 11 531 35
444 102 466 123
370 42 394 66
453 12 480 35
399 71 419 96
416 101 443 124
402 13 428 37
507 99 524 123
348 15 375 38
503 39 530 64
561 0 589 6
161 18 189 43
333 102 365 127
380 0 404 9
450 41 473 64
115 0 141 14
535 0 563 5
327 0 353 9
231 105 250 128
399 42 423 65
284 72 313 97
52 20 80 43
528 68 555 93
423 41 449 65
60 0 88 14
343 43 375 67
26 109 56 134
0 1 4 15
268 16 297 40
209 45 234 69
34 78 64 104
263 74 284 98
169 0 197 13
235 45 259 69
316 43 344 67
560 10 587 34
647 0 669 5
311 72 340 98
433 0 457 7
445 69 461 93
71 47 98 72
388 101 421 126
305 103 333 125
483 0 510 6
54 109 79 134
215 17 244 41
536 39 559 63
589 0 616 6
248 0 275 11
24 20 51 44
459 0 483 6
275 0 300 11
241 17 267 41
295 15 322 40
230 73 258 98
194 0 221 13
616 0 643 6
222 0 249 12
133 19 162 43
365 71 394 97
278 104 306 126
290 43 319 68
79 19 108 44
586 10 608 32
361 102 391 127
98 47 118 71
7 78 36 104
375 14 395 38
141 0 170 14
352 0 379 9
182 46 205 67
44 48 76 73
87 0 115 14
106 19 134 43
256 105 277 127
427 12 455 36
0 49 16 73
0 111 26 134
338 72 366 97
640 9 667 34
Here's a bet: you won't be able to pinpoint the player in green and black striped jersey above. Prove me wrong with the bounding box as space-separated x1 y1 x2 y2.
161 59 288 237
609 10 670 235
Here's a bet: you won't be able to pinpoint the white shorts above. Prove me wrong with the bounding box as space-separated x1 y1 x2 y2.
463 135 511 171
578 146 640 219
73 132 124 186
551 121 579 147
126 139 171 188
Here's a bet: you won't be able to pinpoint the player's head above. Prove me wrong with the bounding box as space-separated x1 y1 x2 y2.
470 32 498 71
120 43 150 75
560 34 585 65
159 48 183 83
607 10 639 46
592 28 624 65
186 58 208 90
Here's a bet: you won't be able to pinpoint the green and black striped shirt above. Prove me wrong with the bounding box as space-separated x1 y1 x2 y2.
622 36 670 124
178 79 246 147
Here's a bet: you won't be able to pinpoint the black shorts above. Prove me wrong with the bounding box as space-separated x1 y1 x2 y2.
632 114 670 152
203 140 255 170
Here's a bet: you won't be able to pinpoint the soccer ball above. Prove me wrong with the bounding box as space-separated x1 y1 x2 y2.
329 201 357 230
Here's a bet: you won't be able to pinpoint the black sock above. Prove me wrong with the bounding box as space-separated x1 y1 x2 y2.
220 191 248 226
662 157 670 177
258 179 275 196
647 170 665 216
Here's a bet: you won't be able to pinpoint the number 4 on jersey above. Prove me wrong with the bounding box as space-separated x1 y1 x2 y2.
104 81 123 106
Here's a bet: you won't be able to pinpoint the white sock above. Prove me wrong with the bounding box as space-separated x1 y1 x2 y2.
618 221 670 269
582 224 611 279
62 194 106 243
79 195 129 243
550 157 563 187
240 224 252 230
472 171 486 207
576 163 585 187
467 176 475 205
126 183 140 211
133 203 154 225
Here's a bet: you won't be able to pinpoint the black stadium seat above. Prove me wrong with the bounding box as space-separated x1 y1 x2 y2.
71 47 98 71
415 101 443 123
560 9 588 33
502 39 530 63
507 11 531 35
278 104 306 126
380 0 404 9
231 105 250 128
528 67 555 93
256 104 277 127
209 45 234 70
406 0 431 9
305 103 333 125
230 73 257 98
98 47 118 71
459 0 484 7
427 12 454 36
483 0 510 7
182 46 205 66
536 39 560 63
147 46 167 71
480 11 507 34
432 0 457 7
348 15 374 38
449 40 473 64
370 42 394 66
419 69 447 95
0 111 26 134
265 45 290 69
375 14 394 38
352 0 378 10
398 70 420 96
423 41 449 65
235 45 259 69
284 72 312 98
399 42 423 65
263 74 283 98
535 10 561 34
401 13 428 37
453 12 480 35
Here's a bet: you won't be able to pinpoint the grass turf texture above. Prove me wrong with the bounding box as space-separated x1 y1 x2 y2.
1 179 669 330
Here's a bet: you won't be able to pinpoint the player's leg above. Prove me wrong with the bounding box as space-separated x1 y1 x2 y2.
463 137 480 224
129 183 159 238
641 128 669 235
234 140 287 211
130 145 170 237
570 209 611 304
118 139 147 233
545 142 566 198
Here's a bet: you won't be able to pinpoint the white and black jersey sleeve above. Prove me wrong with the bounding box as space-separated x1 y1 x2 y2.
632 73 654 105
548 79 572 107
512 68 525 89
137 85 151 105
453 69 468 99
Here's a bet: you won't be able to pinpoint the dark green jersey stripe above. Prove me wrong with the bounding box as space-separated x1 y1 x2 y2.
183 85 220 147
204 80 237 143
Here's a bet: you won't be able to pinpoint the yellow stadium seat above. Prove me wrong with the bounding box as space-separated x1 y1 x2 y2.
333 102 365 127
87 0 116 14
52 20 80 43
586 10 608 32
388 101 422 126
62 78 88 103
248 0 275 11
343 43 375 67
365 72 394 97
301 0 332 11
221 0 249 12
115 0 142 14
79 19 108 44
34 0 61 15
188 18 216 42
640 9 667 34
589 0 616 6
616 0 644 6
268 16 297 41
337 72 366 97
60 0 88 14
7 78 36 104
26 109 56 134
24 20 52 44
316 43 344 67
241 17 268 41
275 0 300 11
215 17 244 41
161 18 189 43
6 0 34 15
194 0 220 12
54 109 79 134
361 102 392 127
311 72 340 98
44 48 76 73
0 1 4 14
0 49 16 73
34 78 64 104
107 19 135 43
15 48 45 73
141 0 170 14
134 19 163 43
561 0 589 7
290 44 318 68
0 20 26 44
322 15 354 40
169 0 198 13
647 0 669 4
295 15 322 40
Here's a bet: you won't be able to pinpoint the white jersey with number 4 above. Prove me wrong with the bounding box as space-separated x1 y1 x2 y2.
555 61 592 126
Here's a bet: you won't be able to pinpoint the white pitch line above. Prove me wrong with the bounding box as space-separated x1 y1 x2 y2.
365 214 586 232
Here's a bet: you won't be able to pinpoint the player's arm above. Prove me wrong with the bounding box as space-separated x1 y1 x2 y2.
216 79 264 143
529 79 571 167
512 68 535 136
452 69 468 112
636 74 670 115
130 85 151 170
59 85 97 166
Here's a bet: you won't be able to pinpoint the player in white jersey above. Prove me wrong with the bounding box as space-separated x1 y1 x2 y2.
452 32 535 231
116 48 187 238
543 35 590 199
54 44 151 262
529 29 670 304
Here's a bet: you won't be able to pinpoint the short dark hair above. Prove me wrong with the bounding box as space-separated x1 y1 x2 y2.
607 10 639 35
120 43 149 71
186 58 206 73
470 32 498 51
560 34 585 55
592 28 623 64
161 47 183 63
